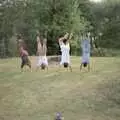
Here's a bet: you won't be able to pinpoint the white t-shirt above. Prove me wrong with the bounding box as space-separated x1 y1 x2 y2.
37 56 48 66
81 40 90 63
59 41 70 65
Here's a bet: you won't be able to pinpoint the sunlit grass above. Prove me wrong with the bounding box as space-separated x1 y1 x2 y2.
0 57 120 120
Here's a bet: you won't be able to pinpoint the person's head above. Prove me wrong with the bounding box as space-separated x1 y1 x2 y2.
63 62 69 68
83 62 87 67
41 63 46 70
55 113 62 120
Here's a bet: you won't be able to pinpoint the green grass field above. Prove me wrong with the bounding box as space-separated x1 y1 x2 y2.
0 57 120 120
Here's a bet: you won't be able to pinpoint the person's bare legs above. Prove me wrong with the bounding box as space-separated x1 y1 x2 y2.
42 39 48 72
37 38 42 56
26 59 32 72
42 38 47 56
36 35 42 70
36 38 42 71
21 60 24 72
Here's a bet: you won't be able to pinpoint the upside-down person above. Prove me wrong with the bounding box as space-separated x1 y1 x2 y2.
58 32 73 72
36 32 48 71
17 35 31 72
80 33 91 71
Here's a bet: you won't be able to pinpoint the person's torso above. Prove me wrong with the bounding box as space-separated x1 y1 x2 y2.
61 43 70 53
20 48 28 57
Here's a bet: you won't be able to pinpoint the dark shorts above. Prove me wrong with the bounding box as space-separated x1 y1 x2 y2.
21 56 31 68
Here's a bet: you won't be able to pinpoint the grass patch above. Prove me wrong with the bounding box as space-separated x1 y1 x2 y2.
0 57 120 120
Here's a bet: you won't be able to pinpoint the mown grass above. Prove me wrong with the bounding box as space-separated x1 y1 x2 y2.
0 57 120 120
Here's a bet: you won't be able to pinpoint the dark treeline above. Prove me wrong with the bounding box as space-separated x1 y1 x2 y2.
0 0 120 57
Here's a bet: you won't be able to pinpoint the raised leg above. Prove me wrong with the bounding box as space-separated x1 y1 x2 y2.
21 61 25 72
37 36 42 56
42 38 47 56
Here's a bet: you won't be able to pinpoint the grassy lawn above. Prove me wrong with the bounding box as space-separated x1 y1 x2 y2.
0 57 120 120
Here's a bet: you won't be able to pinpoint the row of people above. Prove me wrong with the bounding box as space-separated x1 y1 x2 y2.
17 32 90 72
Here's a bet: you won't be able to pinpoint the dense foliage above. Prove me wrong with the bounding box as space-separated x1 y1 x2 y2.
0 0 120 57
